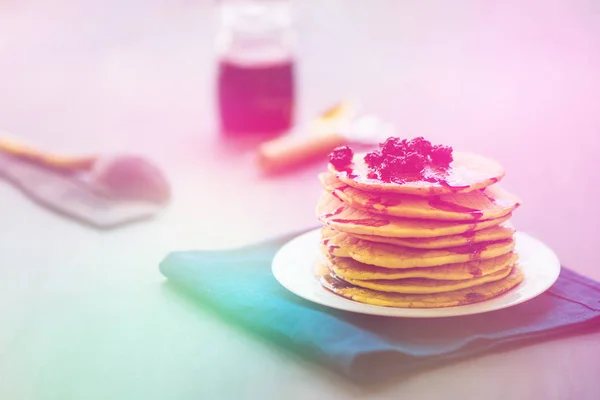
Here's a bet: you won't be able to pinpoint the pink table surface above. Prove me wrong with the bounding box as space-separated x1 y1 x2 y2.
1 1 599 399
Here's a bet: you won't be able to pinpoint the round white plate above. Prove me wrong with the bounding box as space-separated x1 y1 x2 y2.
272 228 561 318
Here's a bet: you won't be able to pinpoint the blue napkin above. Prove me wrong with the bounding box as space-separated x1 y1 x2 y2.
159 228 600 383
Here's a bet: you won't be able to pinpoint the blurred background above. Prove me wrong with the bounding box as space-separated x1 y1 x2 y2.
2 1 600 399
1 0 599 275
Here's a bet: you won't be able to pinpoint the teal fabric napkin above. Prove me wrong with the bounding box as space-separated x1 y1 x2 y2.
159 229 600 383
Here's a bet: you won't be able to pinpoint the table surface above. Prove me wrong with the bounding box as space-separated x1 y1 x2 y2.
1 1 600 399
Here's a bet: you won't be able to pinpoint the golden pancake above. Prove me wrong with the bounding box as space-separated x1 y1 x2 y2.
328 152 505 196
351 224 515 249
317 192 511 238
317 263 524 308
324 252 518 281
341 267 512 294
321 227 515 268
319 172 520 221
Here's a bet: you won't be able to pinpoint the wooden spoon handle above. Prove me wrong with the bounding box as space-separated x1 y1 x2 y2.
0 134 96 171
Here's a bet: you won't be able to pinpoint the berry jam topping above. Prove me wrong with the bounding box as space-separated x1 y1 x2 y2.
363 136 453 182
329 145 354 168
430 144 453 166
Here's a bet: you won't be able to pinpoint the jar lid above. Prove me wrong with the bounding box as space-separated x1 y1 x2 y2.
219 0 292 35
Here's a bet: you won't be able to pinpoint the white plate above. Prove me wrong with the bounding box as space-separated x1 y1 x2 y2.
272 228 561 318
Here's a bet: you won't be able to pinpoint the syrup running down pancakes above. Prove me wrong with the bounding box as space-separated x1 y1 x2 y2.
315 136 524 308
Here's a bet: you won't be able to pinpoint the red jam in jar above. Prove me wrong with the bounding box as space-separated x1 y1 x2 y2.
218 59 294 136
216 0 295 137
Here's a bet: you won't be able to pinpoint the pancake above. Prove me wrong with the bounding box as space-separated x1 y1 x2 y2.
328 151 505 196
317 191 511 238
318 263 524 308
351 224 515 249
321 227 515 268
342 266 512 294
319 172 520 221
324 252 518 281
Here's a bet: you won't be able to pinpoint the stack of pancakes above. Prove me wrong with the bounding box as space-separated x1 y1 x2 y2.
315 152 524 308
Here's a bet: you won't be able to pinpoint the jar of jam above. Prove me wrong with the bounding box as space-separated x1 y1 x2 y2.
216 0 295 137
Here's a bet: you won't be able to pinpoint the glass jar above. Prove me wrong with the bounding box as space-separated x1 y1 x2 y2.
215 0 296 137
